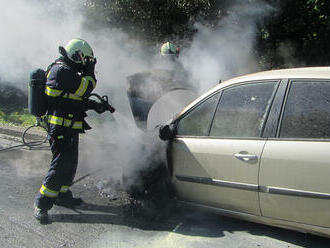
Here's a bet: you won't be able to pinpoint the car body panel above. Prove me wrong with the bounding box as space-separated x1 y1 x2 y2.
164 67 330 237
259 140 330 227
172 137 265 215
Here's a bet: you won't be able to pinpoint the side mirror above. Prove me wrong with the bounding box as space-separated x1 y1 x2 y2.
159 124 175 140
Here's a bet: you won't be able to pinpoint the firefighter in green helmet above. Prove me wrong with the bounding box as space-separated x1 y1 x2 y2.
159 41 184 72
33 38 108 223
160 41 180 58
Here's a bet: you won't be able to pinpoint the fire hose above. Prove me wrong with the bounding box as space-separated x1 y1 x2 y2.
0 93 115 152
88 93 116 113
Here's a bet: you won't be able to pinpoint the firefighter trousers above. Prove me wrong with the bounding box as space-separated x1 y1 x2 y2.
35 133 79 210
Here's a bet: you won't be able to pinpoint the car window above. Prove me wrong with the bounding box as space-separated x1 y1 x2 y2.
209 82 277 138
176 92 220 136
280 81 330 139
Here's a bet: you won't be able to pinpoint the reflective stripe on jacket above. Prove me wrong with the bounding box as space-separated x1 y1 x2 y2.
45 75 96 101
47 115 83 129
45 59 96 135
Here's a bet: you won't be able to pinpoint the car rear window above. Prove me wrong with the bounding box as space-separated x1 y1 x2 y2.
280 80 330 139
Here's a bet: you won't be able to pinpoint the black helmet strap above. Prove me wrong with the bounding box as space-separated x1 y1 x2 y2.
58 46 68 58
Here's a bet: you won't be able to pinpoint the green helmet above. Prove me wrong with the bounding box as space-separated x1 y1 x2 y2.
64 38 95 65
160 42 180 57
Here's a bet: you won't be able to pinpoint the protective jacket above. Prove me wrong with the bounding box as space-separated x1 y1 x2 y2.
45 57 96 137
35 57 97 210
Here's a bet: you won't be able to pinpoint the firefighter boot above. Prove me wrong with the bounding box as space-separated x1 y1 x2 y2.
55 190 83 208
33 204 48 224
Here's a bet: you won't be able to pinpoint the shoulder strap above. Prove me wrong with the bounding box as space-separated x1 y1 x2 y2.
45 60 67 117
45 59 64 77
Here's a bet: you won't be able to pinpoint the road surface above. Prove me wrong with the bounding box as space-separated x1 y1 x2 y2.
0 125 329 248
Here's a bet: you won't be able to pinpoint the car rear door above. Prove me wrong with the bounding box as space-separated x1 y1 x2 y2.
259 79 330 227
171 80 279 215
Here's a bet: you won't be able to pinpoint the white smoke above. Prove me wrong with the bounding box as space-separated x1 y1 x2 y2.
1 0 163 189
1 0 80 84
181 0 273 93
1 0 274 190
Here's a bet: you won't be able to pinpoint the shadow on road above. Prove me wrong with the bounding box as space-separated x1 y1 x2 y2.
50 202 177 231
49 201 329 247
172 208 330 248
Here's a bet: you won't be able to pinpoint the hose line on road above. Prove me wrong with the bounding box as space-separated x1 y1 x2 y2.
21 123 48 148
0 120 48 152
0 136 48 152
0 143 27 152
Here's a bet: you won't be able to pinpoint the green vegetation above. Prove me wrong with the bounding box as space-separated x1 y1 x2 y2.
259 0 330 68
84 0 217 42
85 0 330 68
0 83 32 127
3 0 330 127
0 108 35 127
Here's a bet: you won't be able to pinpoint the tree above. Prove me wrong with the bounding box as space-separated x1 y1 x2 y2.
83 0 330 68
84 0 222 42
258 0 330 68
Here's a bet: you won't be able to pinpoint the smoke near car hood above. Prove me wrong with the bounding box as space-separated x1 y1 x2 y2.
1 0 274 194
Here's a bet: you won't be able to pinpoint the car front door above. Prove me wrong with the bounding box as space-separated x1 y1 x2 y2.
259 80 330 227
171 81 279 215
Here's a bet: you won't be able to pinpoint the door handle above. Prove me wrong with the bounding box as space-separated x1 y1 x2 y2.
234 153 258 162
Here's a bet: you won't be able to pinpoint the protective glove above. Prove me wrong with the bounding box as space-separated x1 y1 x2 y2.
87 99 107 114
84 58 97 76
94 102 107 114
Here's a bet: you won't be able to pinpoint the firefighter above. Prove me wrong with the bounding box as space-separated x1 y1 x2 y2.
160 41 180 58
159 41 184 72
33 38 107 223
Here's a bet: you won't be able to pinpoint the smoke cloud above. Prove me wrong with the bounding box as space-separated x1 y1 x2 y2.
1 0 164 190
1 0 274 191
181 0 274 93
1 0 81 85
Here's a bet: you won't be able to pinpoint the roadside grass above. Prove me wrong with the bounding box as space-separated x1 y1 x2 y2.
0 106 115 129
0 108 36 127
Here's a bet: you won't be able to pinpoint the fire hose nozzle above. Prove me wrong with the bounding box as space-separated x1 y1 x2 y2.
88 93 115 114
100 95 115 113
107 104 115 113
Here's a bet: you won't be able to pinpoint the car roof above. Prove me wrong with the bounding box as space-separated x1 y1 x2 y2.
223 66 330 86
179 66 330 117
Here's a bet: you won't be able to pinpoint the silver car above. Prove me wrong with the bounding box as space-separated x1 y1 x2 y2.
160 67 330 238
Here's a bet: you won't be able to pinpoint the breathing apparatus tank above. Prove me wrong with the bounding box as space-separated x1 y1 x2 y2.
28 68 47 117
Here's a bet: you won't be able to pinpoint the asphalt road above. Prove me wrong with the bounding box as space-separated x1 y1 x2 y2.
0 127 329 248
